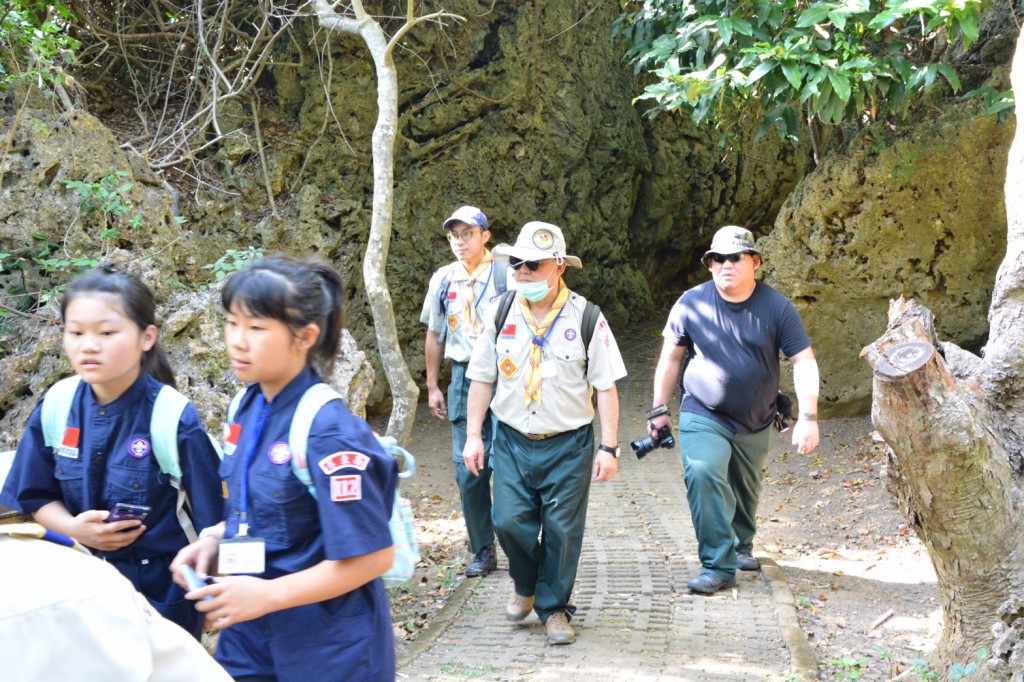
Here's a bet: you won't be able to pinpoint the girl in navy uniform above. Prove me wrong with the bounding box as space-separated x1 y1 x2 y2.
172 254 398 682
0 265 223 639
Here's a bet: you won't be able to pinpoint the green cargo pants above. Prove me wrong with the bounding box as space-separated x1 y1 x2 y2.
678 412 774 580
491 421 594 624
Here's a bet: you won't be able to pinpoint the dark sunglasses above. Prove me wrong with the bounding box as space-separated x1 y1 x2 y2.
509 258 544 272
708 252 747 264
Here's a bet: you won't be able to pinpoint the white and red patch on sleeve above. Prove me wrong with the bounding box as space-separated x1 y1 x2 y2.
319 451 371 474
330 475 363 502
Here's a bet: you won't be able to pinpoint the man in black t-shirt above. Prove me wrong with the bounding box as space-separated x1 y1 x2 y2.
648 226 820 595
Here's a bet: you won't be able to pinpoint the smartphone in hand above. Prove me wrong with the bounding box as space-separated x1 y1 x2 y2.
180 564 214 600
106 502 151 524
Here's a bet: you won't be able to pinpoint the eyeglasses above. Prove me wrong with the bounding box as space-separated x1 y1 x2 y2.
708 252 748 264
447 228 480 243
509 258 545 272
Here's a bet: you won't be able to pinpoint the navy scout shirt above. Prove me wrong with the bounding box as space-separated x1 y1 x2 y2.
0 373 223 562
219 367 397 594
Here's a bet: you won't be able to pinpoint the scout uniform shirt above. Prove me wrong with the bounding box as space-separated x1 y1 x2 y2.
216 367 398 680
421 257 507 362
0 373 223 563
467 290 627 436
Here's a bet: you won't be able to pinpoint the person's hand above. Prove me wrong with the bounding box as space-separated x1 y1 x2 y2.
462 436 485 476
648 413 672 437
427 387 447 420
191 576 274 629
170 535 220 586
593 451 618 482
69 509 145 551
792 419 819 455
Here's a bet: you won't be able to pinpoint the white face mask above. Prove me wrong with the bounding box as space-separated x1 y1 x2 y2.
516 280 552 302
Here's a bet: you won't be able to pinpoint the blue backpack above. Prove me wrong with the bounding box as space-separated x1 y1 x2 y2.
226 383 420 588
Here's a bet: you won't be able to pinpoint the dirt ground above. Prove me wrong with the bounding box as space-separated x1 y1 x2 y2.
381 406 942 681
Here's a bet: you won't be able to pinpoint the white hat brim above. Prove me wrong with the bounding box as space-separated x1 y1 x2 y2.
493 243 582 268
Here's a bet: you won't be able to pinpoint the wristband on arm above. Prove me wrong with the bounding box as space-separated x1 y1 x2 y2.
792 360 819 398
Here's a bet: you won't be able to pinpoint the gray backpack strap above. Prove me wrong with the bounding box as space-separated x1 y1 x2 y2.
289 383 343 499
493 290 517 333
41 376 83 451
436 264 457 347
492 259 508 295
581 301 601 375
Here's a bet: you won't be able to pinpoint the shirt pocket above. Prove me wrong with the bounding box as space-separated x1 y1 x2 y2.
54 458 87 513
104 461 164 507
550 336 587 385
250 470 318 546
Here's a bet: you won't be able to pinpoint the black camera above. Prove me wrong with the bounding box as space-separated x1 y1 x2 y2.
631 424 676 459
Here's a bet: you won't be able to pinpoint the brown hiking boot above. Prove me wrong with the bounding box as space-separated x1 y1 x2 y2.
545 610 575 645
505 592 535 621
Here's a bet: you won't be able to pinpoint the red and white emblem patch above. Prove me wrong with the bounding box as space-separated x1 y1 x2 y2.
56 426 81 459
331 475 363 502
319 451 371 474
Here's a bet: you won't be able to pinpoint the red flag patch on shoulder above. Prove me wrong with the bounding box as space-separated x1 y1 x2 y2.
331 475 363 502
319 451 371 475
500 323 516 339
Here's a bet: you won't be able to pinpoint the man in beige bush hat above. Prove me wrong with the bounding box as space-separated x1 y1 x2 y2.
463 221 626 645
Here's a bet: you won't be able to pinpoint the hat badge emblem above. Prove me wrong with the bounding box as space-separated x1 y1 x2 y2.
532 229 554 249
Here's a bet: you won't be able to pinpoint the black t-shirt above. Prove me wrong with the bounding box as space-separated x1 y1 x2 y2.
663 281 811 435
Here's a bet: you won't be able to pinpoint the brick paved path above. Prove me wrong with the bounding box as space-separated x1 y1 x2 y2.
399 325 804 681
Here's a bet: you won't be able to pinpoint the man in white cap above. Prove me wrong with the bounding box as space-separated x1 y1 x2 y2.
463 221 626 645
421 206 509 578
647 225 820 595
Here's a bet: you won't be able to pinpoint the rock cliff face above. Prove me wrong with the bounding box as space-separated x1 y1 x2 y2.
185 0 814 406
760 99 1014 415
0 1 1014 426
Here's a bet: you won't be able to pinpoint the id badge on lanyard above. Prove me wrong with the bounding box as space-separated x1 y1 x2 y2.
220 393 269 575
218 535 266 575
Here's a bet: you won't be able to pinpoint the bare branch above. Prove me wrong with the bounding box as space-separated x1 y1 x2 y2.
387 11 465 56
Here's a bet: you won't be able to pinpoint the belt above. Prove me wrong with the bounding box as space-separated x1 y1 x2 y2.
525 432 561 440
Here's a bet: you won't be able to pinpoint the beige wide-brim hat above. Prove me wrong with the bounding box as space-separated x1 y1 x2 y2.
700 225 762 266
492 221 582 268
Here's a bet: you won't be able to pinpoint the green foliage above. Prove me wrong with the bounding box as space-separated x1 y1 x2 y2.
962 86 1015 123
911 651 940 680
0 234 97 315
0 1 79 91
202 248 263 283
614 0 995 144
65 171 146 245
829 654 869 680
948 647 989 680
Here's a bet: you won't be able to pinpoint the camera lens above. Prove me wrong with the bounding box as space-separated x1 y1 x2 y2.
630 436 656 459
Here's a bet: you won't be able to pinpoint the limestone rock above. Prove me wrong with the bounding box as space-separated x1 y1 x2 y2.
759 99 1013 415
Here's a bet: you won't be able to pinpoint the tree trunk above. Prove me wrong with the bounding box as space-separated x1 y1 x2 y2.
313 0 421 445
861 28 1024 679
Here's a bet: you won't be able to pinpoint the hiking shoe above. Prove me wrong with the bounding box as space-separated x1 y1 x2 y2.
465 545 498 577
505 592 535 621
686 572 737 595
736 553 760 571
545 610 575 645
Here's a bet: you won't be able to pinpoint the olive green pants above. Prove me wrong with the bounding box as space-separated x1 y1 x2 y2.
448 362 494 554
491 422 593 624
678 412 774 580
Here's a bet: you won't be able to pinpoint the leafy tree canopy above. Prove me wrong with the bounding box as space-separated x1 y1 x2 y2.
0 1 78 92
614 0 1009 145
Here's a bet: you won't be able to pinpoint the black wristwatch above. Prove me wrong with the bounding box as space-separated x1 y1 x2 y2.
598 444 620 459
